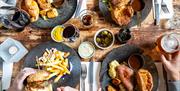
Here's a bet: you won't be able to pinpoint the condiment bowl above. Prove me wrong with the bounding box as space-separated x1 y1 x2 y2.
128 53 145 71
94 28 115 50
78 41 95 59
51 25 64 42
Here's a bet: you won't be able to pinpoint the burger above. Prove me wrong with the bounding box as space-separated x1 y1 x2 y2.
25 70 53 91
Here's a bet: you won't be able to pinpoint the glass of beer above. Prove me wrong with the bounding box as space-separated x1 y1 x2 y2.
156 33 180 54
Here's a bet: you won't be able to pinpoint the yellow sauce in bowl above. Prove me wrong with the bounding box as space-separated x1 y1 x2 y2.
51 26 64 42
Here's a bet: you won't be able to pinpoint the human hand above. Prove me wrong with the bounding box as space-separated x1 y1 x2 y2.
116 65 134 91
7 68 36 91
161 51 180 81
57 86 78 91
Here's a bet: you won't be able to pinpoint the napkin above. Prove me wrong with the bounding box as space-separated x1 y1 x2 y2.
80 62 101 91
2 62 13 90
159 0 174 19
72 0 87 18
0 0 16 16
152 0 174 19
155 63 167 91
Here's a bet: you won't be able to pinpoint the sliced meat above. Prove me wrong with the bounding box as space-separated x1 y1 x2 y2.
116 65 134 91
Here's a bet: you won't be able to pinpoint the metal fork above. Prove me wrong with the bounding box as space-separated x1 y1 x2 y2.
81 64 87 91
161 0 169 13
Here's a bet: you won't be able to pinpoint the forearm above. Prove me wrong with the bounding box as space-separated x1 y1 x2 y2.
168 80 180 91
7 85 22 91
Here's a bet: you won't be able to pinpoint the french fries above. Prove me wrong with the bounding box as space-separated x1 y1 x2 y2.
36 48 71 83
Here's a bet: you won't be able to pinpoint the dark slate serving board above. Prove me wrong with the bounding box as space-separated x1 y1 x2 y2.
20 0 77 28
100 44 159 91
24 41 81 91
99 0 152 28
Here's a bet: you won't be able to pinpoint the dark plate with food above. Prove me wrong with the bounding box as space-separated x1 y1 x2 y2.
24 41 81 90
99 0 152 27
100 44 159 91
18 0 77 28
94 28 115 49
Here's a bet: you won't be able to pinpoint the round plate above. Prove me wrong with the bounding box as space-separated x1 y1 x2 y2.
99 0 152 27
19 0 77 28
100 44 159 91
24 41 81 90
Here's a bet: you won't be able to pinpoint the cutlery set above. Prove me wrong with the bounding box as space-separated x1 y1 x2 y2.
154 0 171 25
81 61 94 91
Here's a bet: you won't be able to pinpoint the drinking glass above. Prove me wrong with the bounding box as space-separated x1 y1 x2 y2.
0 7 30 31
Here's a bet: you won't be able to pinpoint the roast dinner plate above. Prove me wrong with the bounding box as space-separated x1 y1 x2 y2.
18 0 77 28
99 0 152 27
100 44 159 91
24 41 81 90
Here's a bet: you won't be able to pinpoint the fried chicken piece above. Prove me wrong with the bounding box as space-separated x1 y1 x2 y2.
40 9 50 20
107 85 117 91
111 5 134 26
47 8 58 18
25 0 39 22
112 78 122 86
136 69 153 91
116 65 134 91
37 0 52 10
110 0 130 6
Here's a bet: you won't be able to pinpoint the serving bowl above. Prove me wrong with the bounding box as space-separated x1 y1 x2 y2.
94 28 115 49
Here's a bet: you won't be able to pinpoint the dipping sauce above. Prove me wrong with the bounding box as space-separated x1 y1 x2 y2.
82 14 93 26
51 26 64 42
78 42 95 59
131 0 145 11
9 46 18 55
128 54 144 70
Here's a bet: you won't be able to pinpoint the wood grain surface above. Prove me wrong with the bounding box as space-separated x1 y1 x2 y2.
0 0 180 87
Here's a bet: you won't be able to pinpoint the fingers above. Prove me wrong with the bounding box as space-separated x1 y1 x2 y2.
57 86 78 91
161 54 168 64
11 68 36 91
15 68 36 84
19 68 36 80
57 88 62 91
167 54 172 60
173 51 180 61
97 88 102 91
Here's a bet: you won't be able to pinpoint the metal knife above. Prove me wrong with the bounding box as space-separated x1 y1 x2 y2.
0 58 3 91
89 60 94 91
154 0 160 25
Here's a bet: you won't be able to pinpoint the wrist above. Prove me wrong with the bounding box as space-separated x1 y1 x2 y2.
7 85 22 91
167 73 180 81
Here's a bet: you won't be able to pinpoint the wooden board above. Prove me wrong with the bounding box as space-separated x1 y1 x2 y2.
0 0 180 89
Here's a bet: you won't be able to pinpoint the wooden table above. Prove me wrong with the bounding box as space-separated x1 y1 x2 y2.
0 0 179 87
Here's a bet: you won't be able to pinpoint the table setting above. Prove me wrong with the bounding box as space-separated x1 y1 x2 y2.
0 0 180 91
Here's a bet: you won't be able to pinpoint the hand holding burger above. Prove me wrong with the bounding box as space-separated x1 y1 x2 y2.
24 70 53 91
8 68 36 91
57 86 78 91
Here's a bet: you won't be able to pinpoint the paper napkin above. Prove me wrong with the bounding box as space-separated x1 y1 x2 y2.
153 0 174 19
155 62 167 91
